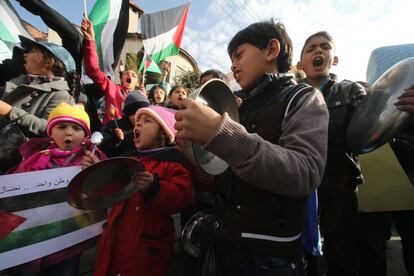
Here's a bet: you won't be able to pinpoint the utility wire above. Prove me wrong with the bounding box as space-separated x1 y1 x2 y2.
233 0 261 22
227 0 256 24
213 0 244 29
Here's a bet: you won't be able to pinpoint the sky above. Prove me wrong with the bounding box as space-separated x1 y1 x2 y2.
10 0 414 82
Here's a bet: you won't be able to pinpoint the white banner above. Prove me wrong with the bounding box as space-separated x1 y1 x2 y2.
0 167 105 270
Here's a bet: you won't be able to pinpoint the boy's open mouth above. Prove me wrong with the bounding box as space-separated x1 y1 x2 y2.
312 56 324 67
126 77 132 84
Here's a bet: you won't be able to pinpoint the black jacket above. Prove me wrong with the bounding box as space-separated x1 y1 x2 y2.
99 116 136 157
316 77 366 195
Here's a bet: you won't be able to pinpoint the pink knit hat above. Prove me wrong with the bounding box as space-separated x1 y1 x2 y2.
47 103 91 137
135 106 176 144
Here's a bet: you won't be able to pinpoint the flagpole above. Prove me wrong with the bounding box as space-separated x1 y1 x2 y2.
142 60 147 87
83 0 88 19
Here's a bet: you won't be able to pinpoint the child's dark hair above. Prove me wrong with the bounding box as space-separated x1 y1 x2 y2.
148 84 166 104
300 31 335 58
169 84 188 97
66 71 81 102
227 19 293 73
200 69 229 83
41 48 80 102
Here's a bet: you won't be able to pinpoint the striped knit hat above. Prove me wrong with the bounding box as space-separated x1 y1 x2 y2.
135 106 176 144
47 103 91 137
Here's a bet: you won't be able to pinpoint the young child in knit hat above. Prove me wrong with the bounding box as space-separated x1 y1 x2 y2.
7 102 106 275
83 105 192 276
99 91 150 157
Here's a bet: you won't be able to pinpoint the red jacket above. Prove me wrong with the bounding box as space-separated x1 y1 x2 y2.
83 39 129 124
94 147 192 276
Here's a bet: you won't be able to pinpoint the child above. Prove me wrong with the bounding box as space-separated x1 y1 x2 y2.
148 84 167 106
81 17 143 124
174 19 329 275
84 105 192 276
99 91 150 157
166 85 188 110
0 36 77 173
8 102 105 275
296 30 365 276
297 31 414 276
199 68 229 86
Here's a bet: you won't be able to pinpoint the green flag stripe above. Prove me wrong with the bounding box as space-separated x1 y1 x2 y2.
0 210 106 253
0 21 17 43
139 43 179 71
88 0 111 70
152 43 179 63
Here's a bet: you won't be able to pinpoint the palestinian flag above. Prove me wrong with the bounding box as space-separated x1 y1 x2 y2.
139 3 190 72
143 52 162 75
89 0 129 77
0 0 33 61
0 167 105 270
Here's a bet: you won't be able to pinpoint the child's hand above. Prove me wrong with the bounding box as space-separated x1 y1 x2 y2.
174 98 222 145
114 128 124 141
81 17 95 41
132 171 154 192
0 100 12 116
82 150 99 169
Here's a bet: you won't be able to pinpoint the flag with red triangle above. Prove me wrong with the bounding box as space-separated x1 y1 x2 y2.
0 210 26 240
139 3 190 72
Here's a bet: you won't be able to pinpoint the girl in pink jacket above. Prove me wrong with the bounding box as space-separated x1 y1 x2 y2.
8 103 105 275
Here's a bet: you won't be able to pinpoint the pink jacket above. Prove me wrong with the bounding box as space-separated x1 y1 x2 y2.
83 39 129 124
9 138 106 272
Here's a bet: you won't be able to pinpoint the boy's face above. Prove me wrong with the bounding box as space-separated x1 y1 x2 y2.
134 114 162 149
230 43 270 91
121 70 139 91
168 87 187 109
51 122 86 151
298 36 338 81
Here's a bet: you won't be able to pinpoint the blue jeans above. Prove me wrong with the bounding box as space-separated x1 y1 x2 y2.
216 241 307 276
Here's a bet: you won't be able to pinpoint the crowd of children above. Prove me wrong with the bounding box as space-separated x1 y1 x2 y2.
2 3 414 276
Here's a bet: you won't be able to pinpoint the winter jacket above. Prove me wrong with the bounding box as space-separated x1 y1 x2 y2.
11 137 106 173
314 77 366 196
83 39 129 124
99 116 136 157
94 147 192 276
205 74 329 257
0 75 75 137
